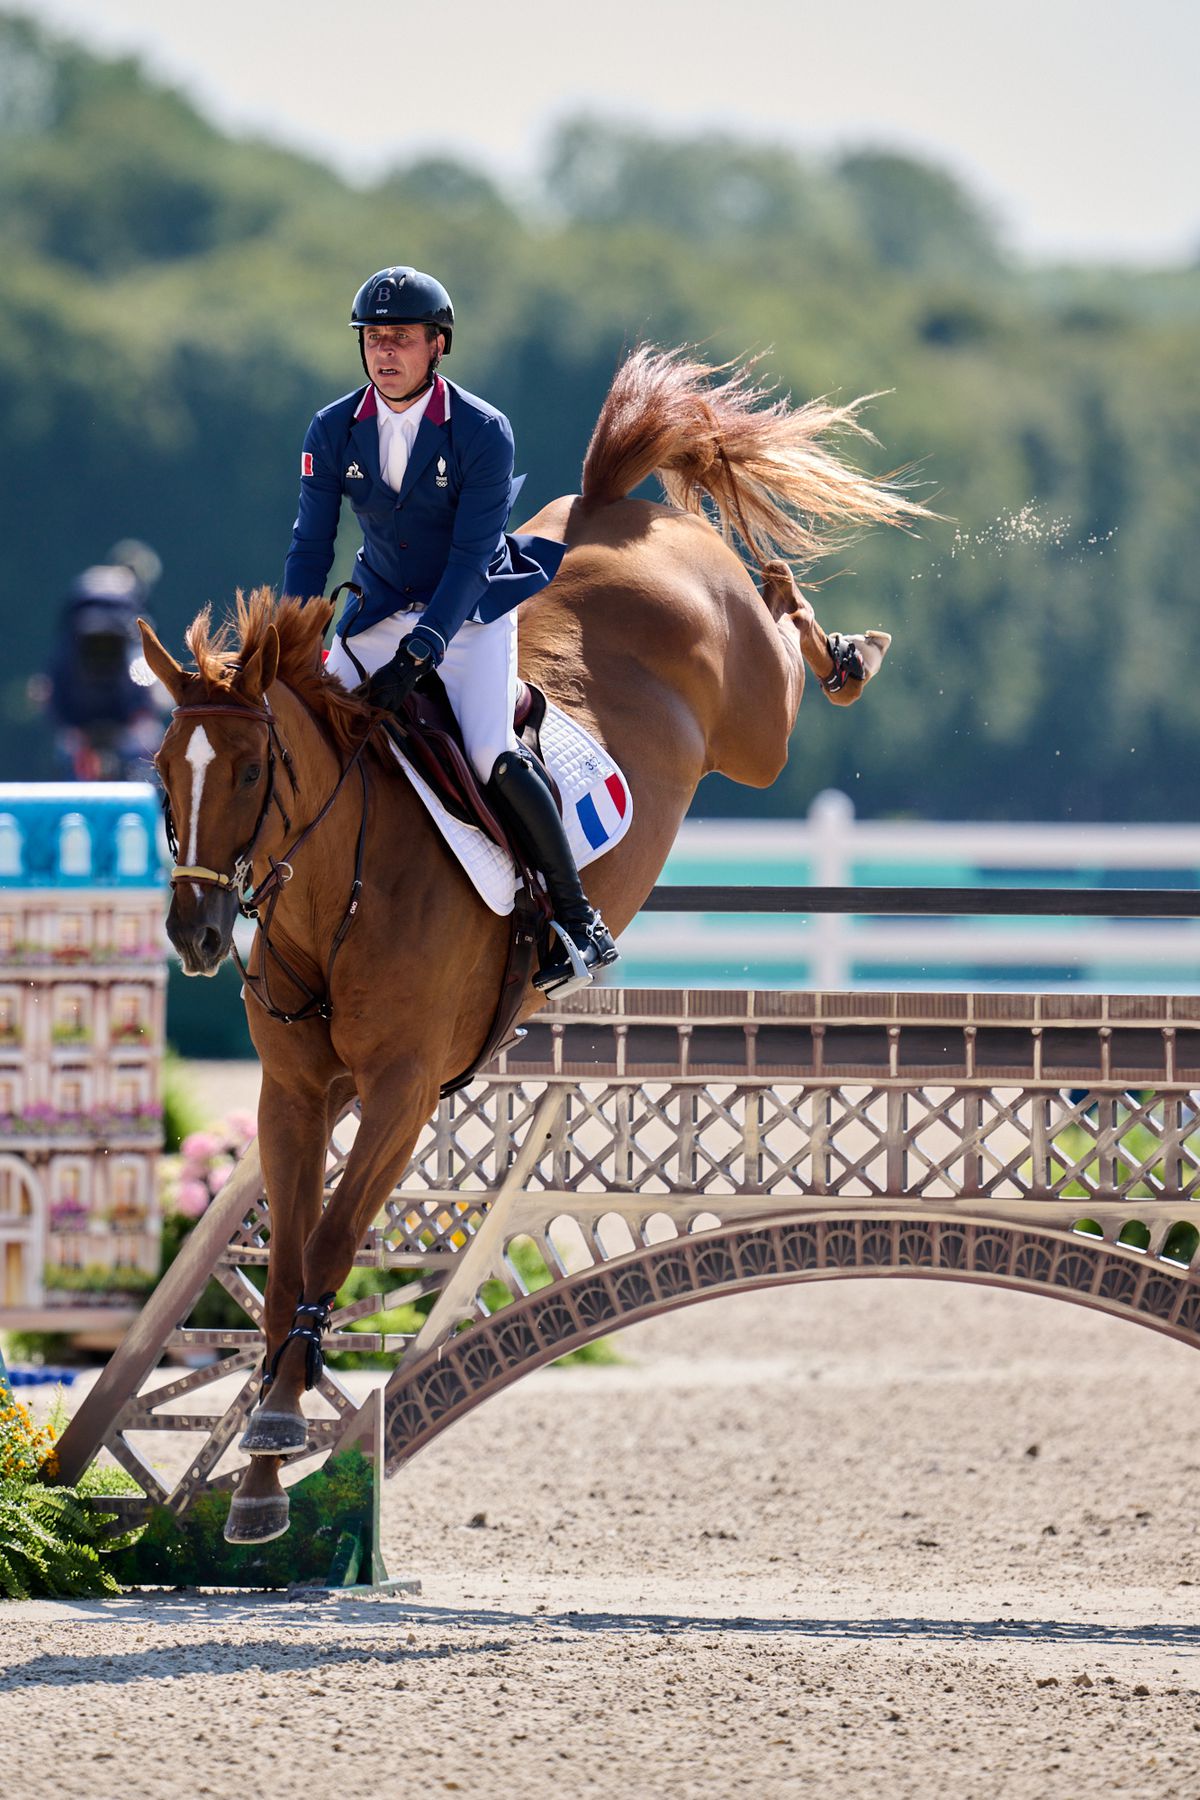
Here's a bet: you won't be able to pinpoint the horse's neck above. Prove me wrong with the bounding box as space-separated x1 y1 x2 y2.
269 680 342 791
263 680 426 894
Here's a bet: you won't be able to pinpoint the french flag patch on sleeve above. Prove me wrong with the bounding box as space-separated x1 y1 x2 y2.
301 451 314 477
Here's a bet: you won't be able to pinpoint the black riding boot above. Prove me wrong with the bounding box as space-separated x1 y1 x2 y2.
490 747 619 995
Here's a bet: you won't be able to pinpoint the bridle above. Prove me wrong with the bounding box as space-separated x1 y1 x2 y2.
160 692 373 1025
163 697 296 907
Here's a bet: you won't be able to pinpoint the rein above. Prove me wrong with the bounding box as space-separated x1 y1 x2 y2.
163 692 373 1027
235 743 370 1026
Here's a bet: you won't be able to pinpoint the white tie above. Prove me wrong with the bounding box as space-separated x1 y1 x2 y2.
384 422 409 493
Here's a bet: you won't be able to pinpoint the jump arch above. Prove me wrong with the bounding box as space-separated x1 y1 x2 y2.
381 1213 1200 1471
55 990 1200 1530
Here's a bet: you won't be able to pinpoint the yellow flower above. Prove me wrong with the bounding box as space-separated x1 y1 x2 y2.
0 1391 59 1482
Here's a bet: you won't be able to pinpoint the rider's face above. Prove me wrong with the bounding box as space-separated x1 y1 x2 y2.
362 324 443 408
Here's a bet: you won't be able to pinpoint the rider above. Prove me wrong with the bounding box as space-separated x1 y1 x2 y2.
283 266 618 994
45 540 170 780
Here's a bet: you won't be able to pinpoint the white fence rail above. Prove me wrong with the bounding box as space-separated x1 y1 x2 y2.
621 791 1200 992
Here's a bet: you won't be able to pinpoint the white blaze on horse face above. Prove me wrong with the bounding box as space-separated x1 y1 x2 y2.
184 725 217 898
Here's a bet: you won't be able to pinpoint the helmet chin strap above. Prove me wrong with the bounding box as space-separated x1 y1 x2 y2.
357 336 443 404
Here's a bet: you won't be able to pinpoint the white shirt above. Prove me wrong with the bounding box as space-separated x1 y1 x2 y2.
375 379 450 492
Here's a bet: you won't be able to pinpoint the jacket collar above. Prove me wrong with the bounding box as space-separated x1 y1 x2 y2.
396 376 451 504
347 377 450 497
353 374 449 425
347 386 383 487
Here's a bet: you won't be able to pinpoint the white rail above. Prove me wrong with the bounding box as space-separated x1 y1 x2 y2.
620 791 1200 992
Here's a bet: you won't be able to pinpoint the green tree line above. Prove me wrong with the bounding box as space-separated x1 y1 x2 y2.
1 13 1198 821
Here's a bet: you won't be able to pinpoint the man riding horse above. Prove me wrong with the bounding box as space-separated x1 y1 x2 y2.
142 331 928 1544
284 265 619 994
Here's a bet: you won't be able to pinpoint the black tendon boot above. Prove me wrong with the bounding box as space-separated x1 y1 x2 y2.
490 748 619 995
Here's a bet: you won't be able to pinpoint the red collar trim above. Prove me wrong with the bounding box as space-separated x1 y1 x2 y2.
354 375 446 424
425 375 448 427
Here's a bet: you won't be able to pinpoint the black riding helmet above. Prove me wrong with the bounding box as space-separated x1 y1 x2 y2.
349 267 454 388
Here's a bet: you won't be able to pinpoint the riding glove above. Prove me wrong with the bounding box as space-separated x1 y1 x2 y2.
366 625 444 714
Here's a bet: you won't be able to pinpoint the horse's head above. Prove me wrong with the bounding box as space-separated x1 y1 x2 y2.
140 617 281 976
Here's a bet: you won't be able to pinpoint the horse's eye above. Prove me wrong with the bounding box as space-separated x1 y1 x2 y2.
242 764 262 786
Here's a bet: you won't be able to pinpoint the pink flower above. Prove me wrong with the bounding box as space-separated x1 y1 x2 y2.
225 1111 257 1142
180 1131 222 1162
175 1178 210 1219
207 1157 235 1192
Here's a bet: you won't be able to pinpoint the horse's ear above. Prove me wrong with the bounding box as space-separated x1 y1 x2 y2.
137 619 188 704
236 625 280 704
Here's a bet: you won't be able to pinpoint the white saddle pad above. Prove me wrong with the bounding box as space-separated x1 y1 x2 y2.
393 701 634 916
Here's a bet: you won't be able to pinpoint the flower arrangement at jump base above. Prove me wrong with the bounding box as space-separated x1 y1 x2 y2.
0 1386 135 1599
0 1099 163 1138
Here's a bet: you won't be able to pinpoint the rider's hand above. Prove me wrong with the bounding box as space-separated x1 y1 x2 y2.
366 626 443 716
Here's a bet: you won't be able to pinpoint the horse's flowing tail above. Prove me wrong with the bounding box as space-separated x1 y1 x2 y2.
581 345 935 569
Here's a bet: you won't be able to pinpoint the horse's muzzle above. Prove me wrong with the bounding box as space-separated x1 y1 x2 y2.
167 884 239 977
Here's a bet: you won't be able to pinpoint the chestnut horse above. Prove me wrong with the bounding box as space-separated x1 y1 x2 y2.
140 347 930 1542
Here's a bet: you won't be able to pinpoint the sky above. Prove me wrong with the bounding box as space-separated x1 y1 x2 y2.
21 0 1200 266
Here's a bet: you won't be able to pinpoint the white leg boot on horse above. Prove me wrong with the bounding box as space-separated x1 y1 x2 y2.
140 345 935 1544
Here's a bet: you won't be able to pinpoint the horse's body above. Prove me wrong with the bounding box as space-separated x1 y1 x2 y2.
141 347 925 1540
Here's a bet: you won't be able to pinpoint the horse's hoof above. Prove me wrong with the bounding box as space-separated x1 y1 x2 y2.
224 1494 290 1544
238 1410 309 1455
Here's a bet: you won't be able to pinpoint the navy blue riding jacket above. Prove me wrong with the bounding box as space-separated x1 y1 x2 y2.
283 376 566 644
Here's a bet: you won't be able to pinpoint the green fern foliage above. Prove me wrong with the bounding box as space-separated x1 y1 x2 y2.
0 1478 134 1601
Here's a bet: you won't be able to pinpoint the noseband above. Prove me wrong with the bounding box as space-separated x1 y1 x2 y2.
162 698 294 911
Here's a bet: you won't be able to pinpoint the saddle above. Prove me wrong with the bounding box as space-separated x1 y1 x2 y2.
384 673 554 1097
396 674 558 849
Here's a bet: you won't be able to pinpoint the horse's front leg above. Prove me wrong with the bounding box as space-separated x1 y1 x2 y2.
225 1072 353 1543
242 1055 441 1447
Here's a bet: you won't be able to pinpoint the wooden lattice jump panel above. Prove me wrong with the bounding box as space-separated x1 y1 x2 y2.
56 991 1200 1524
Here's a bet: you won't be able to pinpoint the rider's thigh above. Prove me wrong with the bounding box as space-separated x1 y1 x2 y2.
439 611 519 781
325 616 412 686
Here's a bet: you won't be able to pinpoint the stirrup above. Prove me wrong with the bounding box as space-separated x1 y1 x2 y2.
535 915 618 999
535 919 594 998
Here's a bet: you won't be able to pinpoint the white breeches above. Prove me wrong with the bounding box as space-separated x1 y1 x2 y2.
325 610 520 781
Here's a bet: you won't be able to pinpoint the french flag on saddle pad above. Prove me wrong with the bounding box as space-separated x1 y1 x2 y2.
575 772 629 853
551 724 633 876
379 697 633 917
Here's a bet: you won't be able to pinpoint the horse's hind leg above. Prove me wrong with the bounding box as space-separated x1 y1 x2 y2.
226 1070 354 1544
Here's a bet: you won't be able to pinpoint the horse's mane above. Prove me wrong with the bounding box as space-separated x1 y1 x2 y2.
185 588 380 758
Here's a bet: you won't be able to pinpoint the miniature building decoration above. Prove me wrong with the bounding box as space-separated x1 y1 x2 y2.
0 785 166 1310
